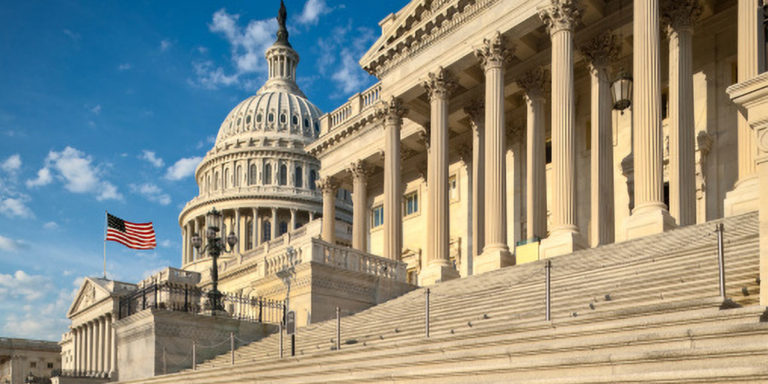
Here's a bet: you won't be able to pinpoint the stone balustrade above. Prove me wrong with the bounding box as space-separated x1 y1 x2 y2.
321 82 382 134
311 239 407 281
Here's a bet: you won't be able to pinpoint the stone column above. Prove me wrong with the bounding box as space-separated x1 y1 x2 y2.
378 97 407 260
474 32 514 272
664 0 701 226
74 327 80 374
109 319 116 376
350 160 369 251
104 315 111 376
317 177 338 243
290 208 297 231
309 211 316 221
581 31 619 245
539 0 587 256
235 209 241 253
271 208 278 239
625 0 676 239
97 317 104 375
517 67 548 241
465 101 485 263
252 208 260 247
421 67 460 284
181 225 187 264
193 220 199 260
725 0 765 216
88 321 94 374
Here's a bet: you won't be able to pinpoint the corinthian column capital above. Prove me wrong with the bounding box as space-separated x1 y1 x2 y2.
516 67 548 100
376 97 407 125
464 99 485 130
474 31 513 70
662 0 702 32
423 66 457 100
315 176 338 193
349 160 372 182
580 31 620 72
539 0 583 35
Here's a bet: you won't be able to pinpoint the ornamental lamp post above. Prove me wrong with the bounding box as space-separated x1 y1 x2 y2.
191 207 238 312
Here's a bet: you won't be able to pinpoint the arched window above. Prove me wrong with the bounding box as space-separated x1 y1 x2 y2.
309 170 317 190
249 164 257 185
279 164 287 186
279 221 288 236
235 165 242 187
224 169 230 189
214 171 220 190
206 174 211 193
263 221 271 242
295 166 303 187
264 164 272 185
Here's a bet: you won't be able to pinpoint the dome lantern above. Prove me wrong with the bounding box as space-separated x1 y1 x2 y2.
259 0 304 97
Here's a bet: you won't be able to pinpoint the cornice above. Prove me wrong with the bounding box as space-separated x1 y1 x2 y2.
362 0 500 77
307 108 382 158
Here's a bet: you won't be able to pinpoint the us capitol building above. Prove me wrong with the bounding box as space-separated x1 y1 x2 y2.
53 0 768 383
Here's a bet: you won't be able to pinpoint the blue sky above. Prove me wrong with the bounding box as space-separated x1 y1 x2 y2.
0 0 407 340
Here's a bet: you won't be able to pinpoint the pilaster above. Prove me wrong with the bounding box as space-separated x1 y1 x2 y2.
474 31 515 273
581 31 619 246
625 0 676 240
539 0 587 257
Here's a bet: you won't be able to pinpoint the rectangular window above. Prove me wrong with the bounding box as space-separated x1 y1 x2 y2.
449 175 458 201
30 362 37 368
47 362 54 369
404 192 419 216
372 205 384 228
545 139 552 164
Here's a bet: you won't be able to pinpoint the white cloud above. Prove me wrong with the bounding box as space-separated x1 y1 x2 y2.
130 183 171 205
0 197 33 218
196 135 216 149
1 154 21 173
165 156 203 180
0 234 25 252
0 270 53 301
140 150 164 168
27 146 122 201
297 0 331 25
316 25 377 98
0 281 75 340
90 104 102 114
43 221 59 230
26 167 52 187
159 239 173 248
160 39 172 51
118 63 132 71
193 9 277 89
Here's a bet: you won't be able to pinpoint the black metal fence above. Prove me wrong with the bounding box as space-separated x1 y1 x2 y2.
118 283 285 324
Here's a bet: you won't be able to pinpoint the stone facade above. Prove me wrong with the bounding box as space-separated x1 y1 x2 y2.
0 338 60 384
308 0 758 287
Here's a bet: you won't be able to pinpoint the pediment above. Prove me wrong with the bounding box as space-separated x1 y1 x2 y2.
66 278 112 318
361 0 466 75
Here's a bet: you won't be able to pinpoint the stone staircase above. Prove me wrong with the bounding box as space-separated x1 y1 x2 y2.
119 212 767 383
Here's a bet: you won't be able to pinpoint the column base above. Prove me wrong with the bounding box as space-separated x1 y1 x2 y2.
418 262 460 286
724 176 760 217
539 230 586 259
474 245 515 275
624 206 676 240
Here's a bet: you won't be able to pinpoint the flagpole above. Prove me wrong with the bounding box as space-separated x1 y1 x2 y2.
103 210 107 279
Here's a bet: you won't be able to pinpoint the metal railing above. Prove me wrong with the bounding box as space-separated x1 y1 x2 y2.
117 282 285 324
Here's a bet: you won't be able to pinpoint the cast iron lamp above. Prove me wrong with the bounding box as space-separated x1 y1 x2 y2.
191 207 238 312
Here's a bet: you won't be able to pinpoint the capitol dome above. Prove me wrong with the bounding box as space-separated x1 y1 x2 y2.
178 0 351 273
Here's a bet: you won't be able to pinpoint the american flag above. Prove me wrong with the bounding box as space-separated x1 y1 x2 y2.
105 213 156 250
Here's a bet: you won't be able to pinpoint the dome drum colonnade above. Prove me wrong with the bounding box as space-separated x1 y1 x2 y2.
310 0 761 281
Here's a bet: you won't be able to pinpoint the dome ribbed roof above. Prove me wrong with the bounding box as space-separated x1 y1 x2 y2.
215 90 322 145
